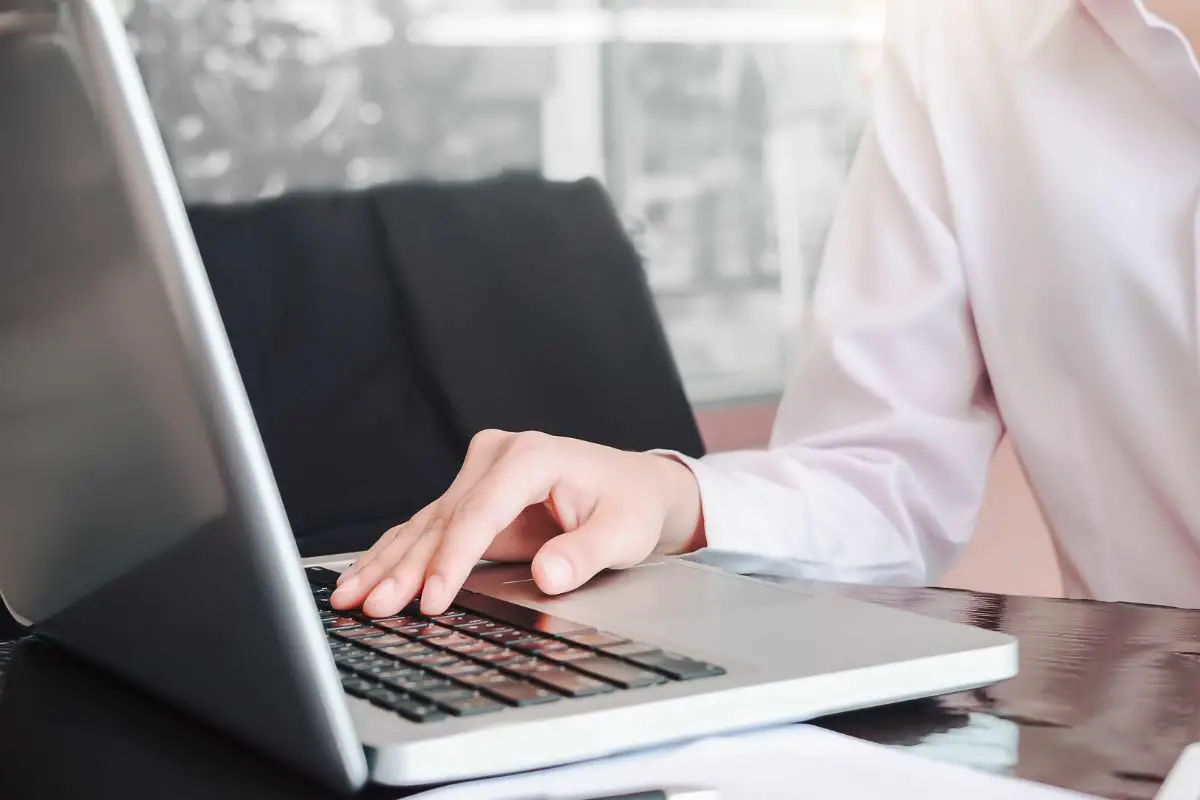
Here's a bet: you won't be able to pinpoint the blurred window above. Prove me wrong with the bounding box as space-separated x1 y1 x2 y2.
121 0 884 407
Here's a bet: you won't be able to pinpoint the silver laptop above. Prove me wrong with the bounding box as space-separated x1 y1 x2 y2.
0 0 1017 793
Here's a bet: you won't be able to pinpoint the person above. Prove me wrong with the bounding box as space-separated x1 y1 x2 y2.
332 0 1200 617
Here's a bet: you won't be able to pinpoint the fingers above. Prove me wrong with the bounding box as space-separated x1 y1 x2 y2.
329 518 426 610
531 502 659 595
361 524 443 617
420 433 561 614
331 429 512 610
336 508 427 588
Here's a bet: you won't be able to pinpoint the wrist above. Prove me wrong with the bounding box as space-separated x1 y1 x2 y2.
649 453 706 556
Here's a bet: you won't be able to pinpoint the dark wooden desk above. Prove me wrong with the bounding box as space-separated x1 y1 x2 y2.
818 584 1200 799
1 585 1196 799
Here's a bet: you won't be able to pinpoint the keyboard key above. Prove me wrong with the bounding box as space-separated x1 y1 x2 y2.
630 652 726 681
432 661 488 679
332 627 386 642
499 658 542 674
480 680 561 707
379 642 429 658
365 687 402 706
566 631 629 649
408 651 459 668
505 660 563 676
439 614 491 629
384 644 436 661
457 670 511 688
376 664 427 679
457 620 506 636
391 698 447 723
359 662 411 678
480 628 539 646
441 694 506 717
341 677 374 697
433 632 482 651
513 638 570 655
526 668 615 698
568 657 667 689
460 642 504 658
377 673 427 691
602 641 660 658
349 652 395 669
431 611 466 623
365 689 446 723
334 652 374 670
439 640 494 656
397 676 457 694
541 646 595 664
375 617 427 632
475 648 529 665
360 634 409 649
382 623 435 637
417 686 477 704
325 617 364 631
408 624 454 640
407 676 461 694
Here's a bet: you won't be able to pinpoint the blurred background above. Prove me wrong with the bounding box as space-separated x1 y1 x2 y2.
113 0 1060 597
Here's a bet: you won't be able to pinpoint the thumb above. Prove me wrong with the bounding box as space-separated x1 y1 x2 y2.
530 504 659 595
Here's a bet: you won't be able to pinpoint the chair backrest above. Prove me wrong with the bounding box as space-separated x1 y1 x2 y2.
188 192 466 557
189 175 703 556
369 173 705 460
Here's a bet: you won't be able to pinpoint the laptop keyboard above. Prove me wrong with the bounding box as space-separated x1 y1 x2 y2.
306 567 725 724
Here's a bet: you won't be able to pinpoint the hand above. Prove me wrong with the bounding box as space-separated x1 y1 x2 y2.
329 430 704 618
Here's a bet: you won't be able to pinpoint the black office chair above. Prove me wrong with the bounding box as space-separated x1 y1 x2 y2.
188 173 704 558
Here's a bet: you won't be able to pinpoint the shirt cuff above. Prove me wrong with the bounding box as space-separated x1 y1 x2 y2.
648 449 825 580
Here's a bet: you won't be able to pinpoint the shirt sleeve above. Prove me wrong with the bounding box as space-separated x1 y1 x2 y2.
669 5 1003 586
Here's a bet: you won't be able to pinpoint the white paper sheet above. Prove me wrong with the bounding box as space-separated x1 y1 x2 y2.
407 725 1095 799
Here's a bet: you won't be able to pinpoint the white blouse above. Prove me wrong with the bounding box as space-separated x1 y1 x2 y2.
683 0 1200 608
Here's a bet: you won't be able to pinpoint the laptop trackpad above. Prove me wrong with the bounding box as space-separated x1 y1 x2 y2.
465 559 805 645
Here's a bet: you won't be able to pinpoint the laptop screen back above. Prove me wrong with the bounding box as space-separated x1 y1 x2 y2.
0 0 366 788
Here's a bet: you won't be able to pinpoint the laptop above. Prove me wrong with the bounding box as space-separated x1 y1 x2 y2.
0 0 1017 793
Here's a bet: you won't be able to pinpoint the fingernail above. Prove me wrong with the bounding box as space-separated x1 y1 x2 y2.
539 555 573 593
421 575 446 614
330 575 359 605
365 578 397 615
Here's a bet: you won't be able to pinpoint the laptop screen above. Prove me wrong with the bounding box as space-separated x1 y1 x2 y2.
0 2 229 628
0 2 365 788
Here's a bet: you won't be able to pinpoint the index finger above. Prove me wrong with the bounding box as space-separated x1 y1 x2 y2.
420 438 561 614
338 429 511 588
